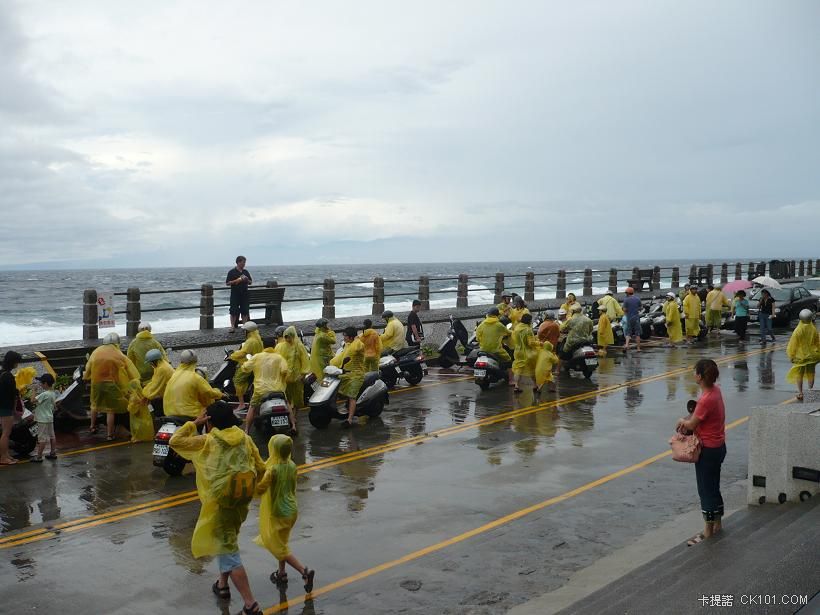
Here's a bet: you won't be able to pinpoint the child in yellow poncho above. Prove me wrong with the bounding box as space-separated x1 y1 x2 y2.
535 341 559 392
255 434 315 593
786 311 820 400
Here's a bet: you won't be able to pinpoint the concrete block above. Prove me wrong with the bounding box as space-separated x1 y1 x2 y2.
748 402 820 505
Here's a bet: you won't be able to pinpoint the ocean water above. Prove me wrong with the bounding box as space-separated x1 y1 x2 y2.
0 260 693 346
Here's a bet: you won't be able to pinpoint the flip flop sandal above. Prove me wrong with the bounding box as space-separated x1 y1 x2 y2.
106 435 116 441
270 571 288 586
686 533 705 547
796 394 804 401
242 602 263 615
212 581 230 600
302 568 315 593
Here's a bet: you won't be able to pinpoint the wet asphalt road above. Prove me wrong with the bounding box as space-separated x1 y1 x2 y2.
0 332 804 614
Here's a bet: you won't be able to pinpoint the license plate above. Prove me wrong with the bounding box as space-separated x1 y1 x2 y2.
270 415 289 427
585 359 597 366
158 424 177 434
474 369 486 377
420 362 427 370
395 366 403 374
153 444 169 456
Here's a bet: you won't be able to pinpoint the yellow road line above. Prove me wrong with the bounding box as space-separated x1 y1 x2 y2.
0 344 782 549
264 408 765 613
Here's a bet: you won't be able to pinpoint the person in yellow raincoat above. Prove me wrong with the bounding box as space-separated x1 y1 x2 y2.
496 294 512 319
163 350 224 420
241 348 290 434
663 292 684 345
84 332 141 441
331 327 366 428
476 307 513 384
560 293 578 316
704 285 730 334
535 341 559 392
512 313 538 391
230 321 264 412
125 348 171 442
126 323 167 384
254 434 315 593
379 310 406 353
682 287 702 341
275 326 310 411
786 310 820 400
309 319 336 380
596 291 621 353
169 402 266 614
509 296 530 326
359 319 382 373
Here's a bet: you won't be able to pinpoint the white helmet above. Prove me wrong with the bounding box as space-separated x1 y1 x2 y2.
605 290 613 295
558 308 567 317
799 309 814 322
138 322 152 332
102 332 121 345
241 321 258 332
179 349 198 365
666 292 676 299
195 366 208 379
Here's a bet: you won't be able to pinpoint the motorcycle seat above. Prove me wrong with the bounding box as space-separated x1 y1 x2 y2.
162 416 192 426
393 347 417 358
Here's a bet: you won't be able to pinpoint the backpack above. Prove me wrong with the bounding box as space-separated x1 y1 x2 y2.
212 438 256 508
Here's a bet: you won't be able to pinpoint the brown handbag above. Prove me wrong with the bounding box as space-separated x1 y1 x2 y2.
669 428 701 463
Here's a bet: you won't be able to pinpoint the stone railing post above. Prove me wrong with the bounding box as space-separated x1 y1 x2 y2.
372 276 385 315
457 274 469 308
630 267 639 290
720 263 728 284
808 260 814 277
322 278 336 320
790 260 796 278
556 270 567 299
199 284 214 330
582 268 593 296
265 280 283 325
608 268 618 293
689 264 697 286
735 262 742 280
706 264 714 286
815 259 819 274
671 267 680 289
652 266 661 291
524 271 535 302
418 275 430 311
493 272 505 305
798 260 805 277
747 262 755 281
126 287 141 337
83 289 99 340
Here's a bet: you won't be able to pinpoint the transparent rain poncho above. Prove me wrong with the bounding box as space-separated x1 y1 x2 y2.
169 422 265 557
242 349 289 407
126 331 167 384
162 363 223 419
84 344 141 414
786 321 820 383
254 434 299 560
309 326 337 380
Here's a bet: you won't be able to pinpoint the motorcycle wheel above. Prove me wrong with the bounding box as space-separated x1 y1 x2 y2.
308 408 333 430
381 371 398 389
582 367 594 379
404 365 424 386
437 356 453 369
163 455 186 476
364 401 384 418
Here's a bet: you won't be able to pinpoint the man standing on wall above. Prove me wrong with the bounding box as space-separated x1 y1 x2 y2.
226 256 253 332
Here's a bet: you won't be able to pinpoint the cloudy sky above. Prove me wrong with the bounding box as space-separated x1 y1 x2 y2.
1 0 818 269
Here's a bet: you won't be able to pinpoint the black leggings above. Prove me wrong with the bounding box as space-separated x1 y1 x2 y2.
735 316 748 341
695 443 726 522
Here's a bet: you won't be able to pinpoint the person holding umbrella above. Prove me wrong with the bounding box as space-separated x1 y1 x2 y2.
731 290 750 343
758 289 777 343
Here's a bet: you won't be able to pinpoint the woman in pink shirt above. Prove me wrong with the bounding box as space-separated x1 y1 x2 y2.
676 359 726 546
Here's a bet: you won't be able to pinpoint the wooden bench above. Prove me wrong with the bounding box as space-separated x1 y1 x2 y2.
35 347 92 377
627 269 654 292
247 287 286 325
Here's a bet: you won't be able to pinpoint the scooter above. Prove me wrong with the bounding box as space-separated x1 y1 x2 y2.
437 315 470 368
558 338 598 379
234 391 293 438
54 364 93 432
307 363 389 429
473 352 511 390
211 348 242 398
379 347 427 388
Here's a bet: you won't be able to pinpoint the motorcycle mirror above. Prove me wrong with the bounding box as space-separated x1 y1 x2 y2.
246 354 252 360
223 379 230 388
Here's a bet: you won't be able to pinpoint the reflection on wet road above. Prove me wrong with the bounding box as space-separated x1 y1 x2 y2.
0 335 805 614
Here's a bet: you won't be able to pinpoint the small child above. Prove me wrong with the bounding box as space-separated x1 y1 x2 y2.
679 399 697 436
31 373 58 461
255 434 315 593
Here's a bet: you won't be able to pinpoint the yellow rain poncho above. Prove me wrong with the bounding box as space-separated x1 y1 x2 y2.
169 422 265 558
496 302 512 319
14 367 37 394
127 331 167 384
512 323 538 377
476 316 511 362
331 338 366 399
254 435 298 560
535 341 559 388
275 327 311 409
380 317 407 353
560 294 578 316
84 344 141 414
163 363 223 419
509 307 530 326
141 359 174 401
705 289 730 329
664 300 684 343
230 329 264 399
242 350 288 408
360 328 382 373
597 313 614 348
786 321 820 383
682 293 701 337
565 314 593 350
598 295 624 320
126 393 155 442
310 326 337 379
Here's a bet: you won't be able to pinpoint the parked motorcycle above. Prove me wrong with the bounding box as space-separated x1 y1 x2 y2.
54 364 93 432
379 347 427 388
234 391 293 438
558 339 598 379
473 351 511 390
437 316 470 368
307 363 389 429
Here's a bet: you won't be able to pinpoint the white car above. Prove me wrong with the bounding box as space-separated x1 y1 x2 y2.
802 277 820 297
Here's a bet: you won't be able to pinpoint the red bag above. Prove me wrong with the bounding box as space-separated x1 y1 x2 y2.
669 428 701 463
